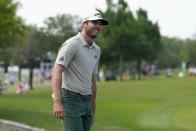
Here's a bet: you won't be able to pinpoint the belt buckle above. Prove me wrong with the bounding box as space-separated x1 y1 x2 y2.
80 95 91 101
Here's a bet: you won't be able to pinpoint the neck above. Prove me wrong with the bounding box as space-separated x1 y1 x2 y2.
81 31 93 45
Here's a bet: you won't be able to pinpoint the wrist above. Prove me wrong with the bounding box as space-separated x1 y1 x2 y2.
54 99 62 104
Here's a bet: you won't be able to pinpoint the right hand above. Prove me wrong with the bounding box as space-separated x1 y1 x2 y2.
53 102 65 119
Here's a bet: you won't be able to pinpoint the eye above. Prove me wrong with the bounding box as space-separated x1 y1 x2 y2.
92 21 102 26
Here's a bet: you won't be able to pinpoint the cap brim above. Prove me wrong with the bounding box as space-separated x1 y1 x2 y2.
82 19 109 25
100 19 109 25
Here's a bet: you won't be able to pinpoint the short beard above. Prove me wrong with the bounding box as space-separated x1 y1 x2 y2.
87 33 97 39
85 22 97 39
86 30 97 39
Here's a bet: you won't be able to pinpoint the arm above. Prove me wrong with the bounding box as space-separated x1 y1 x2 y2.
91 74 97 125
52 64 65 119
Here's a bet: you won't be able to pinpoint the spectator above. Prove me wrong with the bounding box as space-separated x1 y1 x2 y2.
141 63 146 76
122 72 127 80
9 75 15 85
150 63 158 77
22 81 30 93
188 64 196 76
145 64 151 77
16 82 23 94
0 80 7 95
40 71 45 84
16 81 30 94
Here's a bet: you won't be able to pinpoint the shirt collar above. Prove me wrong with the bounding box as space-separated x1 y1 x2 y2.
77 32 95 48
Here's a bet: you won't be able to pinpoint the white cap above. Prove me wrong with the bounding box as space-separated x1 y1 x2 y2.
82 11 109 25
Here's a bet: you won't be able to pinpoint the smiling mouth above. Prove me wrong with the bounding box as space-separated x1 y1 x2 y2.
94 30 99 33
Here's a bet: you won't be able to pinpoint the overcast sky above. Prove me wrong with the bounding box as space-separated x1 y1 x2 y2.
17 0 196 39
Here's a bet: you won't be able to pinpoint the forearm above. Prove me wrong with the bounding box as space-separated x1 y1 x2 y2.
52 64 65 119
91 75 97 115
92 85 97 115
52 65 63 103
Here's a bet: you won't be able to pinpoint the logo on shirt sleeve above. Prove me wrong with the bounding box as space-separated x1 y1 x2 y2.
59 56 64 62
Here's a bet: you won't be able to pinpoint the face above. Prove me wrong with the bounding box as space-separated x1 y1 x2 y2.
84 20 102 39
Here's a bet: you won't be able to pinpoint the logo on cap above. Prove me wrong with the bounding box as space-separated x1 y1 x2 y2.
94 13 102 19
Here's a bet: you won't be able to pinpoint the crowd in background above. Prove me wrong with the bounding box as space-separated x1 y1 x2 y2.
1 62 196 95
0 68 50 95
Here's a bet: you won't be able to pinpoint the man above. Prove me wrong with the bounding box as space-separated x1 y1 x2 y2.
52 11 109 131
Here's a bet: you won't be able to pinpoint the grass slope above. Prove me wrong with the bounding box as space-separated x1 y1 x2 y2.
0 77 196 131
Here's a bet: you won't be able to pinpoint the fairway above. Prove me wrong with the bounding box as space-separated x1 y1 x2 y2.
0 77 196 131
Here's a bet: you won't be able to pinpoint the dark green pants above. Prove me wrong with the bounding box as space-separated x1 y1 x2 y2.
61 91 92 131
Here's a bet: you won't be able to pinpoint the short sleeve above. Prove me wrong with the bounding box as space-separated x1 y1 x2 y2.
55 42 78 67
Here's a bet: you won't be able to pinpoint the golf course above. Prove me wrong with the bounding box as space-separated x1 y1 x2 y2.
0 76 196 131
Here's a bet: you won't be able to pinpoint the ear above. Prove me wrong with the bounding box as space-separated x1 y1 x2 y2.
84 21 89 25
82 21 89 28
82 22 86 26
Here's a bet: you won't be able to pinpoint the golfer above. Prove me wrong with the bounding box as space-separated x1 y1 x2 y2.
52 11 109 131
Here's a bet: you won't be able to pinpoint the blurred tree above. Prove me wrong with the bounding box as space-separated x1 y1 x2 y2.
157 36 183 69
98 0 161 80
0 0 28 73
10 51 24 81
0 0 27 48
98 0 137 80
180 39 196 65
13 27 48 89
43 14 80 52
0 48 11 73
134 9 161 79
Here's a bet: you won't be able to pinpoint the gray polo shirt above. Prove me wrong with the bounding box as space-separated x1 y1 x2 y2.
55 33 100 95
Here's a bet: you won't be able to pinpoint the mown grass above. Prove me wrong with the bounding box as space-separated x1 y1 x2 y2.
1 77 196 131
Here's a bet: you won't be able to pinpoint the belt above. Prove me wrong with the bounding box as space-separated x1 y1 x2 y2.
62 88 92 101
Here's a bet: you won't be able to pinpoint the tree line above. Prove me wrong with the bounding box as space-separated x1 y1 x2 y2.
1 0 196 89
